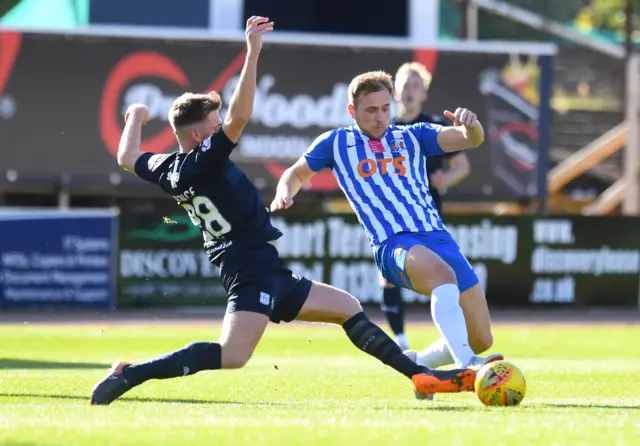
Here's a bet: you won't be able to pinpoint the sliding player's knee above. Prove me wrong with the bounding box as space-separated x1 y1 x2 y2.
328 293 364 325
470 330 494 353
297 283 364 325
219 345 254 369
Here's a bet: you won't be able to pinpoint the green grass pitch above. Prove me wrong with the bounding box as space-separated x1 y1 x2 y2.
1 321 639 445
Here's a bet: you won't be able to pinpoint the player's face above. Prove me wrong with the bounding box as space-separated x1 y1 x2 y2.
349 90 391 140
192 111 222 143
395 74 427 112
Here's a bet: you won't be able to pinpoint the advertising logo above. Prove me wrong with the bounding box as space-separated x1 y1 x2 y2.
0 32 21 120
99 50 246 157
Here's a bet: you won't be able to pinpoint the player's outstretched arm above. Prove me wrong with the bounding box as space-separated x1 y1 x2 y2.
270 130 334 212
270 157 317 211
117 104 149 172
436 108 485 153
222 16 274 143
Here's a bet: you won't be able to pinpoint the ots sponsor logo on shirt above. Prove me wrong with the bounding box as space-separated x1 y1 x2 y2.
357 156 407 178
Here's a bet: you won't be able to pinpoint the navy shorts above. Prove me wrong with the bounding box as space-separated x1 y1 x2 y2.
374 230 479 293
221 243 312 324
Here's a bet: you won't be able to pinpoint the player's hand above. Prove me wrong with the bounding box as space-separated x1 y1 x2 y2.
270 193 293 212
245 16 274 55
124 104 149 126
444 108 477 128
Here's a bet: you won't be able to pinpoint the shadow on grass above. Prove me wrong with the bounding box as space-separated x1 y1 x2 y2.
0 358 108 370
531 402 640 410
0 392 293 406
0 392 476 411
372 405 476 412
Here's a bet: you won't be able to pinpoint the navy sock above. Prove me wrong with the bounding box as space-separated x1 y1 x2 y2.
123 342 221 387
342 312 424 379
381 286 405 336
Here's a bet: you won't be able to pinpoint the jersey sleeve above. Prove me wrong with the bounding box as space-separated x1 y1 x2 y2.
194 127 237 167
409 122 445 157
134 152 175 185
303 130 335 172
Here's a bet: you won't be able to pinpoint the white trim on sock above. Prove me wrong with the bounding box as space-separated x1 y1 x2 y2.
416 337 454 368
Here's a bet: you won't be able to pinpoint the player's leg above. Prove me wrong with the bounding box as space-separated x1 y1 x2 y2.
295 281 422 380
90 285 272 405
283 280 475 395
459 283 494 353
413 285 497 368
404 243 474 368
379 273 409 349
379 232 496 370
402 233 502 369
407 188 455 368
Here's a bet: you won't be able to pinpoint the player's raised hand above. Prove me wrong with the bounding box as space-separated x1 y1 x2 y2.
444 108 478 128
124 104 149 126
245 16 274 55
270 192 293 212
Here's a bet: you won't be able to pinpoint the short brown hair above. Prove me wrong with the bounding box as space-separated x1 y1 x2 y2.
395 62 432 90
348 71 393 107
169 91 221 128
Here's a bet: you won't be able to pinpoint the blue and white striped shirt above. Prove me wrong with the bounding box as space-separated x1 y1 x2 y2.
304 123 446 247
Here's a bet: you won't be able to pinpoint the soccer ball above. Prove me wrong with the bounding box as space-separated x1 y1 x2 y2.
474 360 526 406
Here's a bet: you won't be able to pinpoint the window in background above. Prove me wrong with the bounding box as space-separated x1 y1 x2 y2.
243 0 408 37
69 194 115 208
4 192 58 207
89 0 209 28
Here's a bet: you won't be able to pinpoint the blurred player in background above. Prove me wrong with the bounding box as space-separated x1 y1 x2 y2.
90 17 477 406
273 71 502 386
380 62 471 351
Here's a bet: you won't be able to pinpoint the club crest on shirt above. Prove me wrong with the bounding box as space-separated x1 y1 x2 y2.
390 130 406 152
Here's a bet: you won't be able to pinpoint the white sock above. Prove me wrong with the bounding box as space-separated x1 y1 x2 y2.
395 333 409 350
416 337 454 369
430 283 475 367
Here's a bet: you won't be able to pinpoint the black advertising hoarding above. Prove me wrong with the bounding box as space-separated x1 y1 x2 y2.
118 209 640 308
0 30 552 200
446 215 640 307
118 208 226 307
525 217 640 307
0 31 247 187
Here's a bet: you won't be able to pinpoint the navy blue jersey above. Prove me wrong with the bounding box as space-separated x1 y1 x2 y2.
134 128 282 266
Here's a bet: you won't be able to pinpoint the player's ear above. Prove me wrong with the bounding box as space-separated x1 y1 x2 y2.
191 127 201 142
347 104 356 120
393 89 401 101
